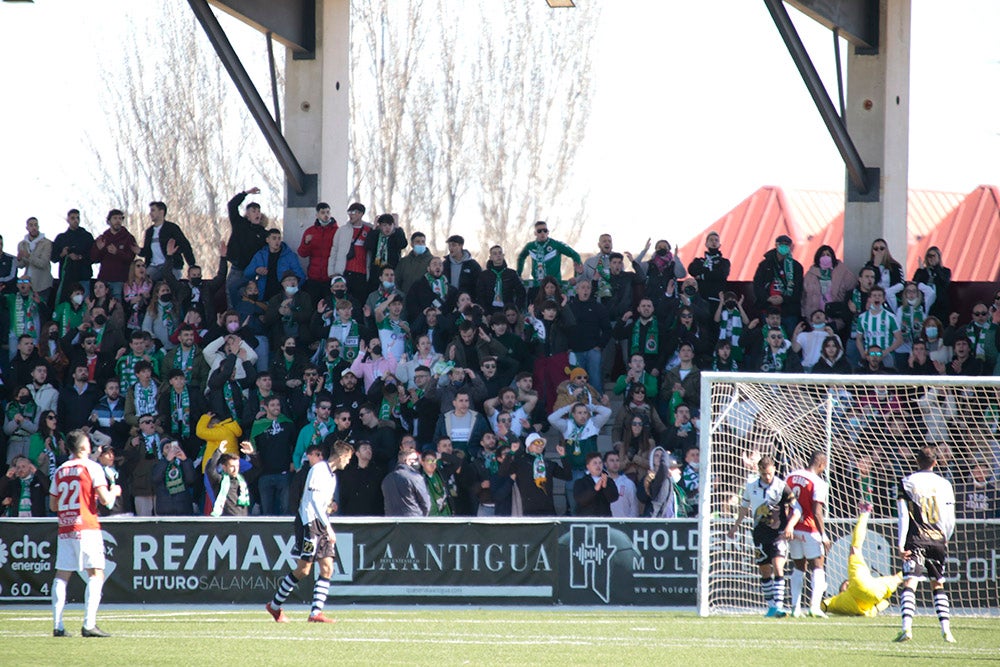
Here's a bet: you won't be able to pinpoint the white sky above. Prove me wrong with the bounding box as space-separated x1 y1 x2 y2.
1 1 997 257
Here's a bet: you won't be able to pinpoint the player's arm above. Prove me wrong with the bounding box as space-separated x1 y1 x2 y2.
940 482 957 542
814 499 830 549
304 467 332 531
783 485 802 539
727 504 750 539
896 497 910 556
50 492 59 513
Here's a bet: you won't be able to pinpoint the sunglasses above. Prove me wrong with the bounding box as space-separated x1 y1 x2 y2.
535 229 549 235
139 419 155 425
973 311 989 316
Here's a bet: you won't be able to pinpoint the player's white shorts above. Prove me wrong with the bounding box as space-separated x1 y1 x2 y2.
56 531 106 572
789 530 825 560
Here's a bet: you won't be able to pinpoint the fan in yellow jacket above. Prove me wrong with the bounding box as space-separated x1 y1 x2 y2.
821 506 904 616
195 413 243 473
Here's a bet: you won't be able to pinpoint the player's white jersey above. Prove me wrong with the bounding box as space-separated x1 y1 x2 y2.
897 470 955 549
299 462 336 527
741 476 798 532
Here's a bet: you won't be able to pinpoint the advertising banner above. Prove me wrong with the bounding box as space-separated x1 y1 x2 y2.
2 517 993 607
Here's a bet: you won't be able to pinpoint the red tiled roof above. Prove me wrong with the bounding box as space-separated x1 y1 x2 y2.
681 185 998 283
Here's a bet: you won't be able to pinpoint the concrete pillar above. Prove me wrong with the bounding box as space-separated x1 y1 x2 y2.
282 0 350 256
843 0 910 271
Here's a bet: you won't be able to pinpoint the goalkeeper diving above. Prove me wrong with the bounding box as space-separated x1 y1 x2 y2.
820 503 904 617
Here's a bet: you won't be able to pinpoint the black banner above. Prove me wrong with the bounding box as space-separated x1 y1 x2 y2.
13 517 995 607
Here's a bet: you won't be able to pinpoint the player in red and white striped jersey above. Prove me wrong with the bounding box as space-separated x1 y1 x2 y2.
49 430 121 638
786 450 830 617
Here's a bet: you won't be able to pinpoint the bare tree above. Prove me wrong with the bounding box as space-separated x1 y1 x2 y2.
349 0 599 260
87 3 283 270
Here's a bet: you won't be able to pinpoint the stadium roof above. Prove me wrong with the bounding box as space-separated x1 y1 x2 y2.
679 185 999 282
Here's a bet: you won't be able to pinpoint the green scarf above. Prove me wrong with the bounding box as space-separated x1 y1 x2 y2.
223 382 239 421
595 255 612 299
818 268 833 303
6 400 37 437
427 273 448 300
898 306 925 346
173 346 196 383
375 233 390 268
773 255 795 297
331 317 360 361
134 382 157 418
424 471 451 516
16 476 32 516
718 308 743 350
115 354 141 390
213 472 250 516
566 423 586 457
532 453 548 490
483 451 499 476
850 290 865 335
170 388 191 438
761 341 788 373
490 267 506 306
529 242 555 283
160 301 176 335
13 294 38 337
966 322 993 361
164 459 186 495
630 318 659 355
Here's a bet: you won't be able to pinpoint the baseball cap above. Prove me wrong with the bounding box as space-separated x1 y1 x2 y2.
524 433 546 448
775 234 792 245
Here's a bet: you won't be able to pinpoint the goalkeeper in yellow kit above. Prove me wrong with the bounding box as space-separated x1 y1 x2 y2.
821 504 904 616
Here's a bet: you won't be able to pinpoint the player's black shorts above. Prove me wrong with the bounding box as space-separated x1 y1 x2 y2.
902 541 947 582
292 517 336 562
752 525 789 565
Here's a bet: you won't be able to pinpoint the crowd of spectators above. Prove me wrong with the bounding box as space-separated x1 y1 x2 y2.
1 196 996 520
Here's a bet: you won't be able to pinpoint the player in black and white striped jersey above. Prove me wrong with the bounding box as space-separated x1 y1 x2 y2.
895 444 957 643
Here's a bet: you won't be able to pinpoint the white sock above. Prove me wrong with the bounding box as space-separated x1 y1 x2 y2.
810 569 826 612
790 569 804 611
83 574 104 629
52 578 67 630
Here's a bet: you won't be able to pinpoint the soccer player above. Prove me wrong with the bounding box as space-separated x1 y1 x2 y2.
267 440 354 624
821 504 904 617
50 430 123 638
895 445 957 643
727 455 801 617
786 450 831 617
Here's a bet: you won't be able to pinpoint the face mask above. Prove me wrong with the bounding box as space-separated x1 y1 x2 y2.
18 395 30 405
777 244 791 257
370 345 382 356
818 256 833 270
670 468 682 483
655 248 668 257
925 326 938 339
190 277 202 287
332 289 346 299
687 461 699 471
907 298 919 306
683 285 697 296
159 293 172 303
812 322 826 330
226 322 240 333
94 314 108 326
285 346 296 355
328 349 341 359
413 244 427 255
71 294 84 306
382 281 395 290
408 460 421 471
284 285 298 296
724 300 736 310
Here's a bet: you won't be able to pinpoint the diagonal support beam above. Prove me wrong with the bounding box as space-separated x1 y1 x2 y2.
763 0 872 195
188 0 316 199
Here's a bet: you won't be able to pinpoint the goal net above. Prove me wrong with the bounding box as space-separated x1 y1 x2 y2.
697 372 1000 617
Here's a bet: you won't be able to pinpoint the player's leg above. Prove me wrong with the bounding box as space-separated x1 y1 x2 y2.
808 552 827 617
927 549 955 643
51 570 72 637
308 556 335 623
268 519 312 622
771 551 788 617
307 524 337 623
789 537 807 617
851 509 871 552
758 562 776 616
895 546 922 642
81 567 108 637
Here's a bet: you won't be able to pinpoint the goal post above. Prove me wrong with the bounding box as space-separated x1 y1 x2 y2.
697 372 1000 617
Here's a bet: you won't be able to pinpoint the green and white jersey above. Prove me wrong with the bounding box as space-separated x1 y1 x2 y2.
857 307 898 350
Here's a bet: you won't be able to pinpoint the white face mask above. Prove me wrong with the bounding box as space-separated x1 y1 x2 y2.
670 468 682 483
907 298 919 306
71 294 85 306
284 285 298 296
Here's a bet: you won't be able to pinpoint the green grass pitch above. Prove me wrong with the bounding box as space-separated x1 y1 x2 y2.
2 608 998 665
